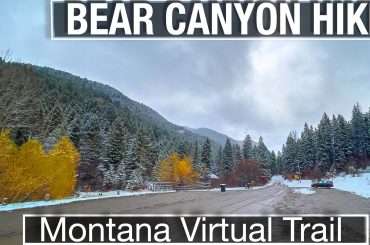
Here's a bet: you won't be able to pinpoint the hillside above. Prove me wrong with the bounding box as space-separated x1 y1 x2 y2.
0 61 218 189
188 127 243 146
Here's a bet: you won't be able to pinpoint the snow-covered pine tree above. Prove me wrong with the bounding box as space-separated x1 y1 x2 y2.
177 141 187 158
101 118 128 189
316 113 333 173
192 141 202 173
255 136 271 176
222 138 233 175
215 146 223 176
300 123 316 170
269 151 278 175
332 115 353 170
232 144 242 167
136 128 156 179
242 135 253 160
124 135 146 190
351 103 367 163
282 132 298 173
200 138 212 177
78 113 103 190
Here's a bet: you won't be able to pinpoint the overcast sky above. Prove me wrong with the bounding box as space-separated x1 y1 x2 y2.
2 1 370 151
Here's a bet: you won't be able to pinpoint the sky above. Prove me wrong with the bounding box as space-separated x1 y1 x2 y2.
2 1 370 151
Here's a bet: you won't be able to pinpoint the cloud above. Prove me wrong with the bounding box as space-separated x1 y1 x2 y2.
234 41 329 149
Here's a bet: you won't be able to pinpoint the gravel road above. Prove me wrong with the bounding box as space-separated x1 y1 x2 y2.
1 184 369 244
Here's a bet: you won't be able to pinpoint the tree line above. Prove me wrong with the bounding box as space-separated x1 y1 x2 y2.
279 103 370 177
184 135 274 180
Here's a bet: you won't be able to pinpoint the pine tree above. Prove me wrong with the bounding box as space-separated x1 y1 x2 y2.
215 146 223 176
276 151 283 174
269 150 278 175
124 136 141 190
177 142 187 158
136 128 157 179
282 132 298 172
242 135 253 160
192 141 202 173
255 137 271 176
101 118 127 188
331 115 345 169
316 113 333 172
300 123 316 170
222 138 233 175
200 138 212 177
233 144 242 166
79 113 102 189
351 103 367 163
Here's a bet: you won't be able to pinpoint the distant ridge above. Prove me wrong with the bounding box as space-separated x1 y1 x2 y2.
188 127 243 146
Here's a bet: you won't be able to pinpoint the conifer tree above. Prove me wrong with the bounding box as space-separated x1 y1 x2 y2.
316 113 332 172
78 113 102 189
242 135 253 160
101 118 127 188
215 146 223 176
222 138 233 175
282 132 298 172
300 123 316 170
269 150 278 175
233 144 242 166
192 141 202 173
351 103 367 162
200 138 212 176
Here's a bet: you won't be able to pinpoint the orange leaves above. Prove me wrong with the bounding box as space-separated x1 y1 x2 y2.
0 131 79 203
158 153 199 185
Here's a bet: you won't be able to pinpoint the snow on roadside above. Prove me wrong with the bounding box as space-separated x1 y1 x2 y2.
271 176 315 195
273 172 370 198
0 190 174 212
271 175 312 188
293 188 315 195
333 172 370 198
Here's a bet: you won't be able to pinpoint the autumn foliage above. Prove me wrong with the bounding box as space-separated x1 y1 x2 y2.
158 153 199 185
0 130 79 203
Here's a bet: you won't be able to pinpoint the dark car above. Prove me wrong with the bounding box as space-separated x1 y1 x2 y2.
311 180 334 188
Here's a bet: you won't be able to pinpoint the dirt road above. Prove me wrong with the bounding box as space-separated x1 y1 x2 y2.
1 184 369 244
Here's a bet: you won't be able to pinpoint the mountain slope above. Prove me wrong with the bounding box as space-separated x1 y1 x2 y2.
189 128 243 146
0 61 218 189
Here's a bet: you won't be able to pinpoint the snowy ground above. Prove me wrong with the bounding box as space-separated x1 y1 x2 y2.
273 171 370 198
333 172 370 198
271 176 315 195
0 190 174 212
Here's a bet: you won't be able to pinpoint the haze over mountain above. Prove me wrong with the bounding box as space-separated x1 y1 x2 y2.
188 127 243 146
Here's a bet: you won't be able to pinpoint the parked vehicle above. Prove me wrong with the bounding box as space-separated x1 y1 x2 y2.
311 180 334 188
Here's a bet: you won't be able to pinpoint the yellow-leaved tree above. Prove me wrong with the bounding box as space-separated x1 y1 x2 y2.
48 136 79 199
0 130 19 201
0 131 79 203
16 139 48 201
158 153 199 185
